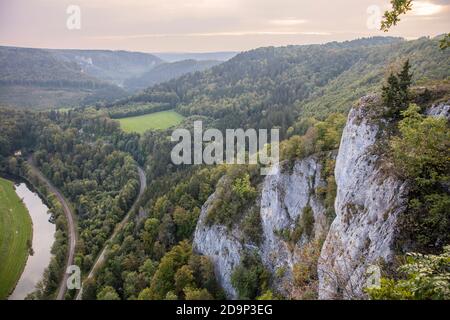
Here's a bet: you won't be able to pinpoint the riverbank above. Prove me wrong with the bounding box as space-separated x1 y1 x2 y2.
8 182 55 300
0 177 33 300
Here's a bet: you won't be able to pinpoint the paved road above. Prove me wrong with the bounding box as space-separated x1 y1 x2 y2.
76 166 146 300
27 156 77 300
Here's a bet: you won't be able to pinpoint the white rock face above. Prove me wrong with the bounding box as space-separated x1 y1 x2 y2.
318 96 410 299
426 102 450 120
259 156 330 293
193 189 243 298
193 154 331 298
194 98 449 300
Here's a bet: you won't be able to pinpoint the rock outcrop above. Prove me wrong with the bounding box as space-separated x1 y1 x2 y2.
317 97 449 299
194 94 449 300
259 156 331 293
193 154 333 298
193 189 244 298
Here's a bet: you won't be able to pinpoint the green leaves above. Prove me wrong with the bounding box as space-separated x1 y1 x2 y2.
367 246 450 300
381 0 413 32
281 113 345 162
439 34 450 50
231 252 269 300
391 103 450 250
390 103 449 183
382 60 412 118
232 173 257 201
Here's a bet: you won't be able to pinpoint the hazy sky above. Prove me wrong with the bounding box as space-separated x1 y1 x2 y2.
0 0 449 52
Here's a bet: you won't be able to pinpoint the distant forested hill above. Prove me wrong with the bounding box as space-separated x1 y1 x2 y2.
0 46 228 108
0 46 144 108
153 51 237 62
124 59 222 91
113 36 449 134
48 49 163 86
0 46 104 87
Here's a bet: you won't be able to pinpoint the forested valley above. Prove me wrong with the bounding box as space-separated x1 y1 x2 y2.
0 36 449 300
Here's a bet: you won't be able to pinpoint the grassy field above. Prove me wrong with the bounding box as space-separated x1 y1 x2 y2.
118 110 185 133
0 178 32 300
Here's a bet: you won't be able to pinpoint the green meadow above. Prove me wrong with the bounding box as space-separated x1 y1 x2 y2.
0 178 32 300
118 110 185 133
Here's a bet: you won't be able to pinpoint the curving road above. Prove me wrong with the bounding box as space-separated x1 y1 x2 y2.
76 166 146 300
27 156 77 300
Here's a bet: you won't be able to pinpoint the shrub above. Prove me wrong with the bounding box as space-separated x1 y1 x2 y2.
391 103 450 250
231 252 270 299
206 165 259 229
241 206 263 245
292 240 323 300
367 246 450 300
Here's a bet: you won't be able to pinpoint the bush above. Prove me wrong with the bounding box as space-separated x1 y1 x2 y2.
391 103 450 250
292 240 323 300
205 165 259 229
367 246 450 300
281 113 345 162
241 206 263 245
231 252 270 300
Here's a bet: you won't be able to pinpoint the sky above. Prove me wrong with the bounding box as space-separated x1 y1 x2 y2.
0 0 449 53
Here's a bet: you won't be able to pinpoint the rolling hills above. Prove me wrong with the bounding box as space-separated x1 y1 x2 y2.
111 36 450 135
0 46 228 108
124 59 222 91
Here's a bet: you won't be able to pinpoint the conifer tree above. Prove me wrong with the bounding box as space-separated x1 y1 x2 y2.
382 60 413 118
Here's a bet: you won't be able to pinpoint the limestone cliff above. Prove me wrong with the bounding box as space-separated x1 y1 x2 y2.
317 95 409 299
193 94 449 300
193 154 334 298
318 97 450 299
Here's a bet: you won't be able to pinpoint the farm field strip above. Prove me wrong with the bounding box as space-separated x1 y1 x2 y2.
117 110 185 133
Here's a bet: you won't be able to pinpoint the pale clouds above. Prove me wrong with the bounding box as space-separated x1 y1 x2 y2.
411 1 445 15
0 0 449 52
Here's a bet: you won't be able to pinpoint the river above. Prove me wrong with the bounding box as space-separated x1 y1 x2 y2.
8 182 56 300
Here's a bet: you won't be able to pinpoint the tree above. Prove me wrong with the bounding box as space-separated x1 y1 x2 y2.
390 103 450 249
8 157 18 174
173 206 197 240
382 60 412 118
81 278 98 300
174 265 195 296
137 288 152 300
398 59 412 102
391 104 448 181
148 240 192 299
439 34 450 50
97 286 120 300
139 259 157 283
184 287 213 300
123 271 144 299
141 218 159 251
